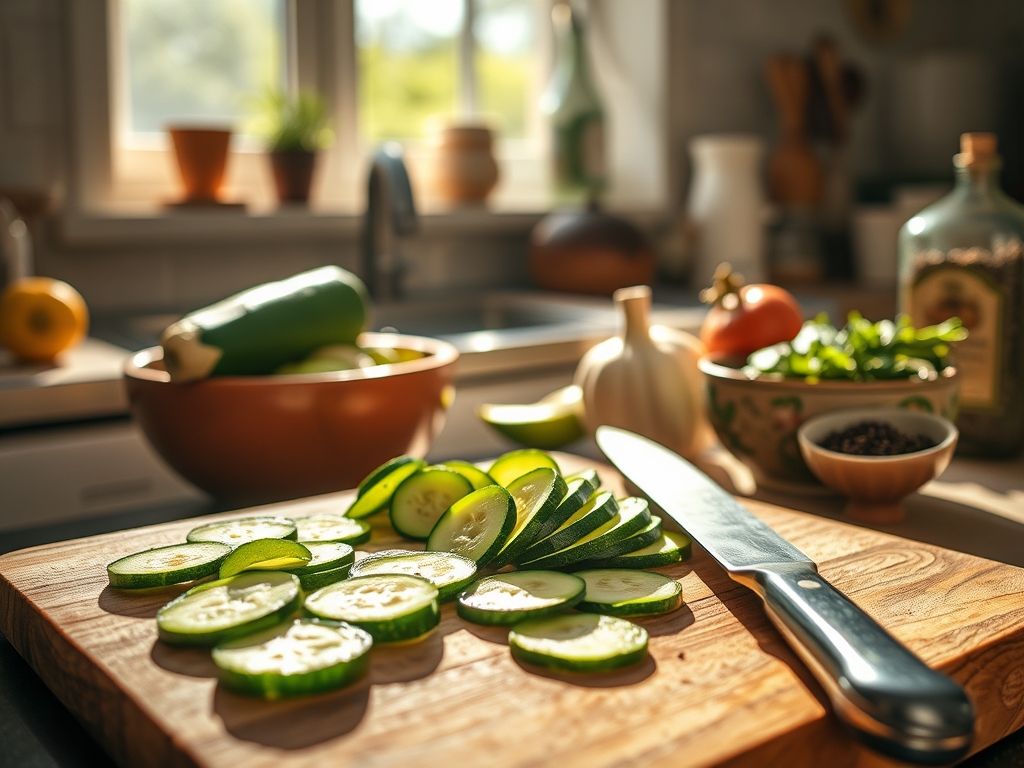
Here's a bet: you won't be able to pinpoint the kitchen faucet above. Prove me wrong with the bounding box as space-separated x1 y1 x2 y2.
361 144 417 301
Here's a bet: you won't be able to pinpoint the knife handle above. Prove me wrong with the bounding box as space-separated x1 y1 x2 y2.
742 564 974 765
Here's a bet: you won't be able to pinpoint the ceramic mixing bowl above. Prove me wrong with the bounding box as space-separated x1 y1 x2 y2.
125 332 458 505
699 356 958 492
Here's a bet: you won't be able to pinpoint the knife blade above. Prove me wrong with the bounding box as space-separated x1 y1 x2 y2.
596 426 974 765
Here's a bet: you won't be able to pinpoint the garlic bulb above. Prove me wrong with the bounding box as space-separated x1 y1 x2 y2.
574 285 710 459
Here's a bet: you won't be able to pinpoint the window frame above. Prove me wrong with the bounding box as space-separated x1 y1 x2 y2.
65 0 669 237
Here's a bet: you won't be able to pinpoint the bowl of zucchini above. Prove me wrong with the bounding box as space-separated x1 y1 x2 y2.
699 313 963 492
124 267 459 504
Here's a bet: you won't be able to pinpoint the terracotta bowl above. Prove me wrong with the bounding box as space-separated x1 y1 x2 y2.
699 356 959 493
797 408 958 523
124 332 458 505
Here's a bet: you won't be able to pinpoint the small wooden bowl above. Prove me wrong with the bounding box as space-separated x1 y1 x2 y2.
797 408 958 524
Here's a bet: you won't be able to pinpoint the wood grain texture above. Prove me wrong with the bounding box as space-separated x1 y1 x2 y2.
2 454 1024 768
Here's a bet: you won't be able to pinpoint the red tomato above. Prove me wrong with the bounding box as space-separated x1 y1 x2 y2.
699 265 803 357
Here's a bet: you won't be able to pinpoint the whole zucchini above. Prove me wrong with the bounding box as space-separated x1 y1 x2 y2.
161 266 368 381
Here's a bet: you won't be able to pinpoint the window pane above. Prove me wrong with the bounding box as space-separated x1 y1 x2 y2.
120 0 286 138
356 0 463 142
475 0 538 139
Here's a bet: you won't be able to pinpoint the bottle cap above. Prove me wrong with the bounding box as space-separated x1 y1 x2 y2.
956 132 999 167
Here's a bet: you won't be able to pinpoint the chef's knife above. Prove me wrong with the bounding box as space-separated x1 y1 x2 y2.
596 426 974 765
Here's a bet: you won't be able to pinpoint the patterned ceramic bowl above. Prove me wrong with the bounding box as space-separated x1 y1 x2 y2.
699 356 958 493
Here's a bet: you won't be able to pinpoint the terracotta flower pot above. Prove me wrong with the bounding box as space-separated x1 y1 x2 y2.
430 124 500 205
270 150 318 205
167 126 232 203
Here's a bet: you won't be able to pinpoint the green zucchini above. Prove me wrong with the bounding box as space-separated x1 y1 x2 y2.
295 514 371 545
594 531 692 569
519 498 652 570
349 550 477 601
514 491 618 564
161 266 369 381
217 539 312 579
186 516 297 547
529 473 599 544
156 571 301 647
346 456 426 519
213 618 372 699
488 468 568 567
456 570 585 626
509 613 649 672
487 449 561 487
296 565 352 591
389 468 473 540
575 569 683 616
283 541 355 576
106 542 230 590
304 574 440 643
426 484 516 566
439 460 496 490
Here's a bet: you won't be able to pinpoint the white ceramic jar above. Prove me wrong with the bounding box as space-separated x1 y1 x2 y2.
687 134 767 289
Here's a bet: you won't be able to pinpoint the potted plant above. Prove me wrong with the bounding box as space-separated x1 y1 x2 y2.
259 90 332 206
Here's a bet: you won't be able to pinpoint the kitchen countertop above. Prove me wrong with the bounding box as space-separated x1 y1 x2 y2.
1 448 1022 767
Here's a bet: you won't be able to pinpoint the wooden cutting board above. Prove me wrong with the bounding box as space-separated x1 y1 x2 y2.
2 454 1024 768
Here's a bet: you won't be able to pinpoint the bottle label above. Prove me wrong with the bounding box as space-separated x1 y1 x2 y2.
910 265 1001 409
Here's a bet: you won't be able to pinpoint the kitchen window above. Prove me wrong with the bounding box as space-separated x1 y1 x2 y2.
67 0 669 234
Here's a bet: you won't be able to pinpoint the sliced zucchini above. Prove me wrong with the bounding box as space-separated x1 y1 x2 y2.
427 484 516 566
157 571 301 647
576 569 683 617
487 449 561 487
389 468 473 540
304 574 440 643
594 531 691 569
456 570 585 626
349 550 477 601
488 468 568 567
186 516 297 547
218 539 312 579
514 491 619 564
295 514 371 545
346 457 426 519
519 497 652 570
296 565 352 592
529 473 599 545
439 460 496 490
564 468 601 490
107 542 231 589
283 541 355 576
581 517 664 564
509 613 649 672
213 618 372 699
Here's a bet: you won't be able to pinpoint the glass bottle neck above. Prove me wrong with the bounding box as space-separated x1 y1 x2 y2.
553 8 594 93
953 163 1003 201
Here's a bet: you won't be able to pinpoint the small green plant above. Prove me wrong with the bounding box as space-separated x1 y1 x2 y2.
257 89 332 153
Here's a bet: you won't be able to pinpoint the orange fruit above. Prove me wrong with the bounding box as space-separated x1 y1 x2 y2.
0 277 89 362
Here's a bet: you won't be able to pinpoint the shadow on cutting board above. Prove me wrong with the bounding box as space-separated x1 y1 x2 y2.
98 584 191 619
214 682 371 748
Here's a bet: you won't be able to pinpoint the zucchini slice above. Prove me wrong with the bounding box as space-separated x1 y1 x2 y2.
439 460 496 490
515 491 619 564
564 468 601 490
456 570 585 626
509 613 649 672
519 498 652 570
107 542 231 590
295 514 371 545
488 467 568 567
157 571 301 647
186 516 297 547
427 484 516 566
346 457 426 519
349 550 477 601
487 449 561 487
304 574 440 643
283 541 356 576
389 468 473 540
576 569 683 617
213 618 372 699
593 531 692 569
218 539 312 579
529 473 600 545
296 565 352 592
579 517 664 564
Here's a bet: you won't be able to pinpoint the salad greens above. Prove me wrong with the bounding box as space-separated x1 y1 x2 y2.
744 313 967 382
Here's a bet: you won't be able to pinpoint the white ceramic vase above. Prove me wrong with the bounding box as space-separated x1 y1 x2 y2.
687 135 766 289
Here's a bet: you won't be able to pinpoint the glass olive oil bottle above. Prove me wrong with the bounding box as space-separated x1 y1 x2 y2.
898 133 1024 456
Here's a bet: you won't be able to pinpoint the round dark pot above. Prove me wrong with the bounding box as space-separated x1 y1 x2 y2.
269 150 318 205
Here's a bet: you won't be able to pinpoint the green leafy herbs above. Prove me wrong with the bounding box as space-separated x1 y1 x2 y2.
256 89 333 153
744 313 967 382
